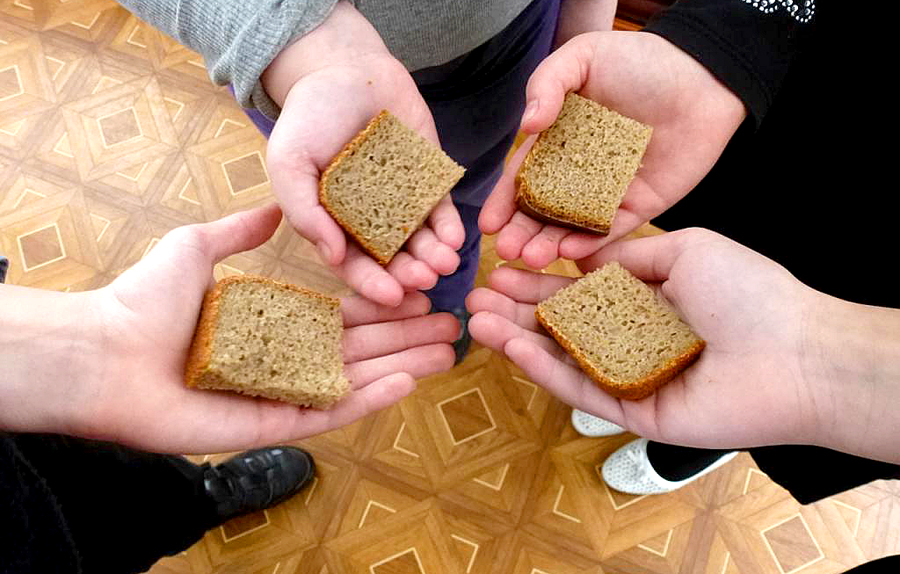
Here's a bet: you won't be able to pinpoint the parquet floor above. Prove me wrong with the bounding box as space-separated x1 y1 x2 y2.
2 3 898 574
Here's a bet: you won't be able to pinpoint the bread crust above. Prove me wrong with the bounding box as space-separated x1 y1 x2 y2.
535 307 705 400
514 171 612 235
183 275 341 390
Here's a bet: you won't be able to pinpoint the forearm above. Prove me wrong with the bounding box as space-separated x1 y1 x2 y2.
116 0 338 118
804 293 900 463
0 285 102 436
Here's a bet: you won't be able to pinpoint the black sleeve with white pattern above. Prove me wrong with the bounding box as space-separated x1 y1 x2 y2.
643 0 816 128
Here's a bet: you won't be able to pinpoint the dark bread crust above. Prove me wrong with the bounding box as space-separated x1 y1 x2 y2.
319 111 395 265
514 172 612 235
534 306 705 401
183 275 341 391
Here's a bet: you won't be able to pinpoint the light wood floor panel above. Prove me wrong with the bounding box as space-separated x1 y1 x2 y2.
2 4 897 573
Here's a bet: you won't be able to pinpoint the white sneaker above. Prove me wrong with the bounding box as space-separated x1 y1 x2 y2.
601 438 739 495
571 409 626 437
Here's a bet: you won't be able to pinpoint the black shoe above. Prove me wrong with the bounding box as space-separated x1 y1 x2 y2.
202 446 315 523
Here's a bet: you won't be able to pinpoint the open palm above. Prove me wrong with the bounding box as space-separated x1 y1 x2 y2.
467 229 824 450
264 2 463 307
481 31 747 269
79 205 456 454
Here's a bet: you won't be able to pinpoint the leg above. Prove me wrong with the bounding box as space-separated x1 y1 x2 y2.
9 433 214 574
413 0 561 313
9 434 315 573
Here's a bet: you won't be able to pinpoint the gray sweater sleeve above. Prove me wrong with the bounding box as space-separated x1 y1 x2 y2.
116 0 339 120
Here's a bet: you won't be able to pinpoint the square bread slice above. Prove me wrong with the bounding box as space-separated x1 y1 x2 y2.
319 111 465 265
535 262 704 400
515 93 652 234
184 275 349 409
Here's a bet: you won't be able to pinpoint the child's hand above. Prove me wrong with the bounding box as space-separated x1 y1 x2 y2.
480 31 746 269
261 1 463 307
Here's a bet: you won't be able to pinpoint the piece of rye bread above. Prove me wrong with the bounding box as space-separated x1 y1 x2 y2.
535 262 704 400
319 111 465 265
515 93 652 234
184 275 350 409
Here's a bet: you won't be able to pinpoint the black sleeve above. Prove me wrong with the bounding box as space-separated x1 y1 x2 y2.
642 0 816 127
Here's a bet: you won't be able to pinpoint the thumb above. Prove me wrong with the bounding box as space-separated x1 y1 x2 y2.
576 228 706 282
139 204 284 279
520 35 596 133
188 203 284 264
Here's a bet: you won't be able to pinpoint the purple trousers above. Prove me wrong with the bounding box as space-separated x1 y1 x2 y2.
239 0 560 311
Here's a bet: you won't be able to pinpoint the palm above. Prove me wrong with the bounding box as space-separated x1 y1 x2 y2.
264 10 464 306
482 31 746 267
85 207 456 454
467 230 819 450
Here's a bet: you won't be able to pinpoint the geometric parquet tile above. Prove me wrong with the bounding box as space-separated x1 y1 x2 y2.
2 3 898 574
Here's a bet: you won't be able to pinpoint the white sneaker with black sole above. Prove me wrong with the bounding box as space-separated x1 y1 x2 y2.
601 438 739 495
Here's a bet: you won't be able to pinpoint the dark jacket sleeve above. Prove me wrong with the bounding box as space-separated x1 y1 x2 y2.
642 0 816 127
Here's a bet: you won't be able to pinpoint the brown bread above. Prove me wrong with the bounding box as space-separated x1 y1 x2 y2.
535 262 704 400
319 111 465 265
515 93 652 234
184 275 349 409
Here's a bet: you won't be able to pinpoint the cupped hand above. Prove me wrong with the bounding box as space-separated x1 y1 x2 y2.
480 31 746 269
79 204 457 454
466 228 825 450
262 1 463 307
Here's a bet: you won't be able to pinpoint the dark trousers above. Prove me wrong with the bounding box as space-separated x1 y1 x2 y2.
1 433 214 574
240 0 560 312
650 6 900 505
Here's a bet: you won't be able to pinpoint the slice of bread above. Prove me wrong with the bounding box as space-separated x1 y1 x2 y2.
535 262 704 400
184 275 349 409
319 111 465 265
515 93 652 234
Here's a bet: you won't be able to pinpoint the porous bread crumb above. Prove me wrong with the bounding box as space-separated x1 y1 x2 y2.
320 111 465 265
516 93 652 234
536 262 704 400
185 276 349 409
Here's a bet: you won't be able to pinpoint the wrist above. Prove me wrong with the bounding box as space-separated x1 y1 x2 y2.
801 292 900 462
261 1 390 107
0 285 105 436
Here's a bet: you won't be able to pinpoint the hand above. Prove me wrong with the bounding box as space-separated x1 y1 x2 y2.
261 1 464 307
1 205 457 454
480 31 747 269
467 228 900 458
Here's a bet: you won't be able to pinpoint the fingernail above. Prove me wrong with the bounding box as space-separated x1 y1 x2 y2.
521 100 539 127
317 241 331 262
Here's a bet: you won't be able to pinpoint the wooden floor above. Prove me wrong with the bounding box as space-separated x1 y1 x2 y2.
2 3 899 573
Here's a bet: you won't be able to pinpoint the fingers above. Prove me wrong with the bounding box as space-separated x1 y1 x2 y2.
468 310 567 359
479 135 535 235
332 244 406 307
487 266 574 304
345 344 455 386
502 337 624 423
253 373 418 449
267 155 349 267
429 194 465 251
406 227 461 277
342 312 459 363
520 35 595 134
466 287 542 332
171 203 283 265
494 212 543 262
520 225 572 269
577 228 705 283
340 291 432 327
